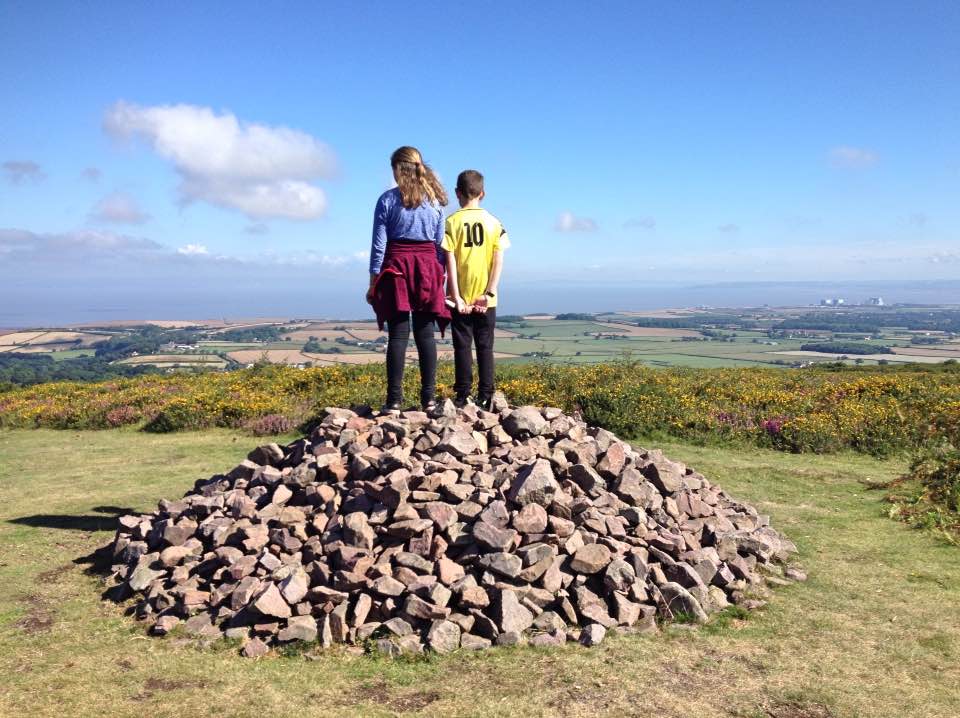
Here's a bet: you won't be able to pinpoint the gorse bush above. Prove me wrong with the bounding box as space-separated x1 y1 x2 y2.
3 361 960 458
910 443 960 513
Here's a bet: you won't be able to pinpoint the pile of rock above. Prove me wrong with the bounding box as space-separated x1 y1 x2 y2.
108 400 802 657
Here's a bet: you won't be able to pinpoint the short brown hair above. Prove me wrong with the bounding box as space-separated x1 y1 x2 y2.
456 170 484 199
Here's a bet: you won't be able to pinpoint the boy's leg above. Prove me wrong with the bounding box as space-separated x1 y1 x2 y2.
385 312 411 405
411 310 437 406
451 310 474 400
474 307 496 404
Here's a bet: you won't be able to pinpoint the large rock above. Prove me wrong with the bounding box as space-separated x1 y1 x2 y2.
579 623 606 647
426 619 461 653
658 582 709 623
493 589 534 633
507 459 560 507
569 544 612 574
502 406 548 438
253 583 291 619
278 615 318 642
472 521 518 551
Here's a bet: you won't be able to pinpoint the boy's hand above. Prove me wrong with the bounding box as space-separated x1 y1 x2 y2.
472 295 489 313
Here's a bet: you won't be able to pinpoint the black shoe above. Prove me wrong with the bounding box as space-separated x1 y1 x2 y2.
476 395 493 411
422 399 437 413
381 400 402 413
453 395 473 409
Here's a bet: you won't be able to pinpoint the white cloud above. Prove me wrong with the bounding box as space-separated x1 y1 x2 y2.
0 228 162 261
829 146 878 169
91 191 150 224
177 243 209 256
103 101 336 220
624 216 656 230
928 252 959 265
555 211 597 232
244 222 269 235
2 226 372 272
3 160 45 184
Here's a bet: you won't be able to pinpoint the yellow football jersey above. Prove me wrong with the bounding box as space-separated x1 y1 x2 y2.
442 207 510 307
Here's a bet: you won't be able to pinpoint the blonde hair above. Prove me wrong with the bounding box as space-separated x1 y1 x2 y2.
391 146 448 209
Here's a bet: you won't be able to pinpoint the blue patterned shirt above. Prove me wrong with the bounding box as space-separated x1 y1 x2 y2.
369 187 445 274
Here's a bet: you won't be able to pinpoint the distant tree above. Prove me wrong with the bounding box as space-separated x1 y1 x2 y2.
220 326 283 343
800 342 892 355
0 353 160 386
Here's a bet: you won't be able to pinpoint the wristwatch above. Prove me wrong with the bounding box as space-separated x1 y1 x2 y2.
484 291 496 298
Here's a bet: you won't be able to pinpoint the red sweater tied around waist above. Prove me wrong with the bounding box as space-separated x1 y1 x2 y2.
371 240 450 334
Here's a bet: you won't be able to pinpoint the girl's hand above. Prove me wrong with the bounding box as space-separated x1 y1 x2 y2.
456 296 470 314
365 287 375 305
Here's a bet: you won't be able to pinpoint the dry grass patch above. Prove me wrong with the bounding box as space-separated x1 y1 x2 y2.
0 331 46 345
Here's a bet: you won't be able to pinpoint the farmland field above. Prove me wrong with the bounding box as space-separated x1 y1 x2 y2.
116 354 228 369
3 307 959 374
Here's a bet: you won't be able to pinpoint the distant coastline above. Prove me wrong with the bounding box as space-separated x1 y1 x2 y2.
1 279 958 329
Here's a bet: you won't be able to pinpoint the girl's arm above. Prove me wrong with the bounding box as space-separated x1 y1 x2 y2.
434 206 446 267
367 195 388 302
446 251 468 313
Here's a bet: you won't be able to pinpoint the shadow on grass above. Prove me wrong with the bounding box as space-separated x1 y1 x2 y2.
7 505 135 533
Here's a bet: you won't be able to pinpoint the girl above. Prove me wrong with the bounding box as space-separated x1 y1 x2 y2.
367 146 450 411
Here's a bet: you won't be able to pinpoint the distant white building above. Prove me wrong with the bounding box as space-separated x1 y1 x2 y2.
865 297 885 306
819 298 846 306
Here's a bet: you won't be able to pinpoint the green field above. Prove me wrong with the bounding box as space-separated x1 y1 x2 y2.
493 330 815 367
5 311 959 373
50 349 96 361
1 429 958 717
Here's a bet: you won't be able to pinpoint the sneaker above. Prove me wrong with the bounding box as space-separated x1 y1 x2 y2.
453 395 473 409
476 395 493 411
381 400 402 413
422 399 437 413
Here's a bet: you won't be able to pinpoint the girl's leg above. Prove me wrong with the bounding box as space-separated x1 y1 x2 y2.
411 311 437 406
385 312 411 405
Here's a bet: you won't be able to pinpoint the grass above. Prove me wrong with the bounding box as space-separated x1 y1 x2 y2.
50 349 96 361
1 429 959 717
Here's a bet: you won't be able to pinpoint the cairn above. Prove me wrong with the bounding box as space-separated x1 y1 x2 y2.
108 399 802 657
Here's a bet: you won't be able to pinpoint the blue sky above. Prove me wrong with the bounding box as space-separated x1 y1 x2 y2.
1 1 959 321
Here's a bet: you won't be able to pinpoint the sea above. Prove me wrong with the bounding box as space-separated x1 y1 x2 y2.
1 279 958 328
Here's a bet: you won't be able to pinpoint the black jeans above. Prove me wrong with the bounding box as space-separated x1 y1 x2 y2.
386 311 437 404
451 308 496 400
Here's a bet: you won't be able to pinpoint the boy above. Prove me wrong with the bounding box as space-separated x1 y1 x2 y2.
442 170 509 409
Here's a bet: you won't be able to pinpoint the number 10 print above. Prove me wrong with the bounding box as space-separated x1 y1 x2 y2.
463 223 485 247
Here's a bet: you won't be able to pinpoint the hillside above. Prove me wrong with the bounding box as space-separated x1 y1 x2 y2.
1 429 957 717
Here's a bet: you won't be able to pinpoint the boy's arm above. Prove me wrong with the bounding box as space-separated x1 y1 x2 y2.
473 250 504 313
485 249 504 297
